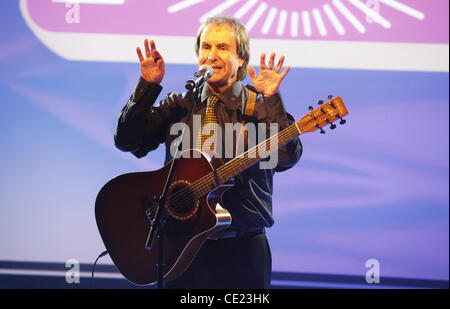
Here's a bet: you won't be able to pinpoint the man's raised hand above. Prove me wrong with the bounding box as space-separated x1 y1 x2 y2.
136 39 165 84
247 53 290 97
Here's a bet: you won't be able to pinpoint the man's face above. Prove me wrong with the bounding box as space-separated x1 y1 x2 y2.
198 24 244 91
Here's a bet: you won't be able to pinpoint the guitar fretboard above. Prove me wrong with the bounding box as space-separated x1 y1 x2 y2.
167 96 347 209
191 121 302 200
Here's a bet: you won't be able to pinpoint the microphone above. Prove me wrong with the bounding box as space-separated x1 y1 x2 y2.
185 64 214 90
194 64 214 78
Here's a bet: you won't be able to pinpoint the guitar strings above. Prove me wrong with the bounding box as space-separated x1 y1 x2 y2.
166 103 339 214
168 132 292 213
166 119 317 214
165 119 317 214
161 126 296 214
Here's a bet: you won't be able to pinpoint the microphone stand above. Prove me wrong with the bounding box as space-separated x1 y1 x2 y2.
144 74 205 289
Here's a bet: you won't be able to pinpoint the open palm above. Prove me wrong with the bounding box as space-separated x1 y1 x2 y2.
247 53 290 97
136 39 165 84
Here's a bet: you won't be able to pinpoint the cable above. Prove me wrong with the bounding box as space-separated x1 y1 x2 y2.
91 250 108 289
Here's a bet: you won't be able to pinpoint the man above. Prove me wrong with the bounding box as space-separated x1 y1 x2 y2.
114 16 302 289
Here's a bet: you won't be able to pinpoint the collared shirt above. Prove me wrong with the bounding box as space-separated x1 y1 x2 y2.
199 78 243 112
115 77 302 233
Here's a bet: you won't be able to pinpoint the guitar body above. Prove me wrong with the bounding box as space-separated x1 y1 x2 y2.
95 149 232 285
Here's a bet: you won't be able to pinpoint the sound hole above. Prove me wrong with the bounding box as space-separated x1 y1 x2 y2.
166 180 199 221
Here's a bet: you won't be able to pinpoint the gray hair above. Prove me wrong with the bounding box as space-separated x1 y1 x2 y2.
195 16 250 81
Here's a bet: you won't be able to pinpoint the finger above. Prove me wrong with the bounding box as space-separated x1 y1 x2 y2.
247 65 257 79
275 55 285 73
268 52 275 70
280 66 291 80
144 38 151 58
149 40 157 51
260 53 266 70
149 40 163 63
149 40 158 56
136 47 144 63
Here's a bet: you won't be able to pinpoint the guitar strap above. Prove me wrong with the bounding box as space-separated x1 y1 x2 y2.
235 88 257 158
244 89 257 117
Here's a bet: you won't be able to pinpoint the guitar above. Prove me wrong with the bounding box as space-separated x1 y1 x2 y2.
95 96 348 285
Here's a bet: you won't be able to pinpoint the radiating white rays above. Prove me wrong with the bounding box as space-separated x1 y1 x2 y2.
290 11 299 37
167 0 426 39
276 10 288 36
233 0 259 19
301 11 312 37
167 0 205 13
261 7 277 34
199 0 241 23
312 8 327 36
333 0 366 33
323 4 345 35
378 0 425 20
245 2 268 32
347 0 391 28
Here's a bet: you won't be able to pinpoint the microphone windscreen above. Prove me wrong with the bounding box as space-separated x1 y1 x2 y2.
194 64 213 78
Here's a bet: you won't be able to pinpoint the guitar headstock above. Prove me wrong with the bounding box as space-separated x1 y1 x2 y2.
297 95 348 134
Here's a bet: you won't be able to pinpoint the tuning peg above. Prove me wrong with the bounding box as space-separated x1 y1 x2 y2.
335 113 346 125
328 94 333 100
317 100 324 105
315 123 325 134
308 106 314 111
325 118 337 130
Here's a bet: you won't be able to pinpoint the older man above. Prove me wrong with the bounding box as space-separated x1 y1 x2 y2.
114 16 302 289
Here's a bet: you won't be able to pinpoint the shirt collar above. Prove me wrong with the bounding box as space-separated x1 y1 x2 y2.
200 81 245 114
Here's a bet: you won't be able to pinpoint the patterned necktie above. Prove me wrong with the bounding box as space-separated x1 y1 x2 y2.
197 95 219 152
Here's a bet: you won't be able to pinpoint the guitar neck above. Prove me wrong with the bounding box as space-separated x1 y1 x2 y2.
191 122 301 199
191 96 347 199
220 123 301 181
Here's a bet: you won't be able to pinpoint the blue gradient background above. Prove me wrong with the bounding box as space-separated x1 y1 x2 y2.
0 1 448 282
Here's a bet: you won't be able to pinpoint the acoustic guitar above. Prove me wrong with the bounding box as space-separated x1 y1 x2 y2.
95 96 348 285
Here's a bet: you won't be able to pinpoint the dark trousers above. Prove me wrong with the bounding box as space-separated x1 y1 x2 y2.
165 232 272 289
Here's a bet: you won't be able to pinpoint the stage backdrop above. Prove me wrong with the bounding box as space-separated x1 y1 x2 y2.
0 0 448 284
